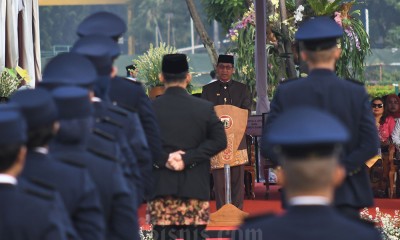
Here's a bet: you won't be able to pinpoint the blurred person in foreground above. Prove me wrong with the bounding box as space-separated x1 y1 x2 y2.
77 12 163 192
237 107 381 240
262 16 379 220
0 111 68 240
10 88 104 240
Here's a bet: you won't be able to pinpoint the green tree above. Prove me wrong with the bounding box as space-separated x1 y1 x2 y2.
201 0 251 32
366 0 400 48
39 5 126 51
131 0 216 54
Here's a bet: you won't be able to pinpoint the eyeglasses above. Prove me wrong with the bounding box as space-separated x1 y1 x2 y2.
372 103 384 108
217 65 233 70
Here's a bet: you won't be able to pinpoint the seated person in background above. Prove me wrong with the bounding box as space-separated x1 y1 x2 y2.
371 97 395 197
235 107 381 240
385 94 400 120
386 94 400 198
126 63 138 81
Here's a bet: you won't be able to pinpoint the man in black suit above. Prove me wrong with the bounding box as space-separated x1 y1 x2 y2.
262 17 379 220
238 107 381 240
0 111 67 240
151 54 227 240
201 54 252 210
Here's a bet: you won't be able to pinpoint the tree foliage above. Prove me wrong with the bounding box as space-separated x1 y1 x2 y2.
39 5 125 51
200 0 251 32
366 0 400 48
39 1 217 54
131 0 215 53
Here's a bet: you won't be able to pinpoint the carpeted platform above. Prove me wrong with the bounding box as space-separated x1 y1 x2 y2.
139 183 400 238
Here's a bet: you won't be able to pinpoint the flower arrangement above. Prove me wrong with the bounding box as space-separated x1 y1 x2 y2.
228 0 370 99
135 43 193 95
140 226 153 240
0 67 28 99
135 43 178 89
360 207 400 239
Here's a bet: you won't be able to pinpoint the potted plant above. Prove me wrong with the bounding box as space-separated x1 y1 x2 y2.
0 67 28 102
135 43 177 99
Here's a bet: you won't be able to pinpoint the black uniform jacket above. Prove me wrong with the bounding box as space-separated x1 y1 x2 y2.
152 87 227 200
235 205 381 240
21 150 105 240
0 183 67 240
262 69 379 208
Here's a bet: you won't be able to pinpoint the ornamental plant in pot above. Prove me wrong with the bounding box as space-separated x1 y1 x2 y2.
135 43 177 100
0 66 30 102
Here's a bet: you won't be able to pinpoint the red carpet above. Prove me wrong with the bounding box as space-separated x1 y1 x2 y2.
139 183 400 237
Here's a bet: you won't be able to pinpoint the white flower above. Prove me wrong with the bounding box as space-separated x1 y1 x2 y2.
271 0 279 8
294 5 304 23
328 0 335 3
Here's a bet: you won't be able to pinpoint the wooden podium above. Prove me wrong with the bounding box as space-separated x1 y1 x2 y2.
211 105 249 170
209 105 249 227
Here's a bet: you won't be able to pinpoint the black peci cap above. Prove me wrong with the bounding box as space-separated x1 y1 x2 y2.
162 54 189 74
217 54 234 65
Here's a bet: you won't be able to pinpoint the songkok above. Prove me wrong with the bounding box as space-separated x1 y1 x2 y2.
295 16 343 51
41 53 97 90
77 11 127 39
0 111 27 145
217 55 234 65
162 54 189 74
52 86 92 120
9 89 58 129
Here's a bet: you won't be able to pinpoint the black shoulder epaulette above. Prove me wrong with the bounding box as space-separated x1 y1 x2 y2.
108 105 129 117
87 147 117 162
26 177 55 191
102 116 123 128
59 158 86 169
23 187 53 201
112 101 138 113
345 78 364 85
92 128 115 141
243 212 275 224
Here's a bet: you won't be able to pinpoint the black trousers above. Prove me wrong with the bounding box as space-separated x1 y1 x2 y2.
212 164 244 210
153 225 207 240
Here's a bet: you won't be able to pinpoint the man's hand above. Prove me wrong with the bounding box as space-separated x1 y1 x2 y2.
165 150 185 171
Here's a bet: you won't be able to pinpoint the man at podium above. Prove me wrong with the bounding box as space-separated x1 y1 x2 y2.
202 54 252 210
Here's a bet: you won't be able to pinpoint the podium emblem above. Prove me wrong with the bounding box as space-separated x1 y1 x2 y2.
220 115 233 129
